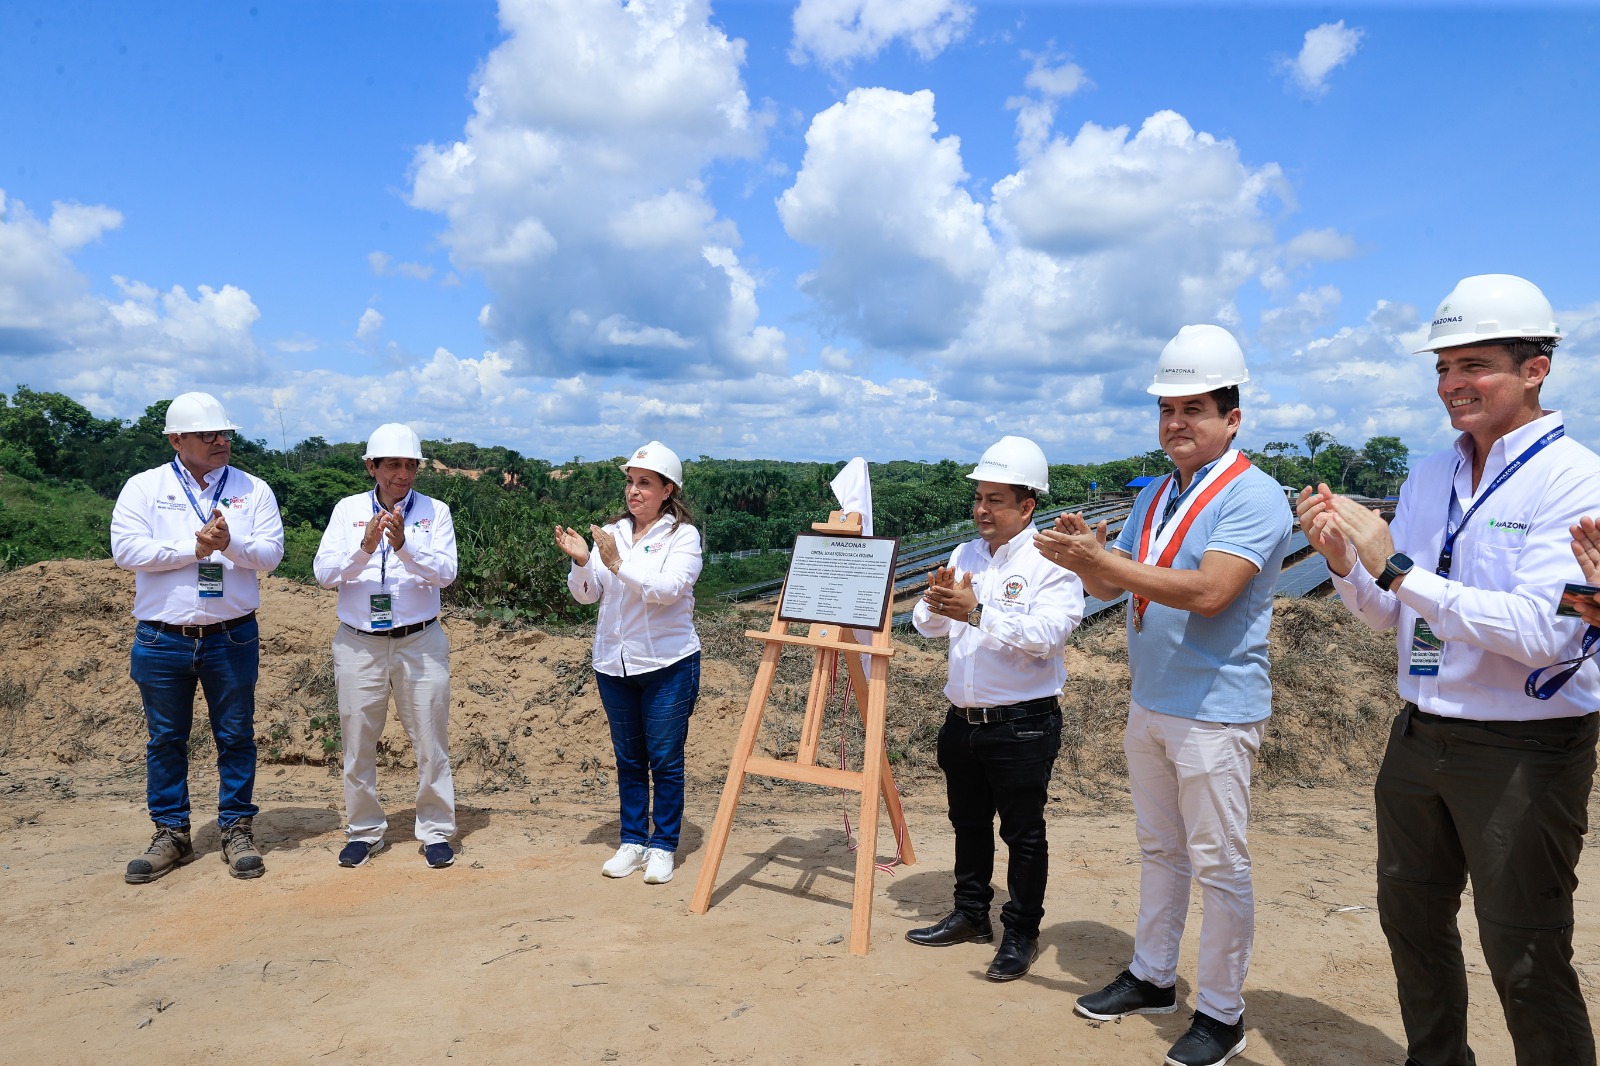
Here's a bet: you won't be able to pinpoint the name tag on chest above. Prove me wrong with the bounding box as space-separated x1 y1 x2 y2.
197 563 224 598
1408 620 1442 676
370 593 394 630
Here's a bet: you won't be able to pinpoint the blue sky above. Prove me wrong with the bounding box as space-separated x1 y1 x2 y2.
2 1 1597 467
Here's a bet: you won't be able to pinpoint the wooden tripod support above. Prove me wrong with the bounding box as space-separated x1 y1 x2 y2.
689 511 916 955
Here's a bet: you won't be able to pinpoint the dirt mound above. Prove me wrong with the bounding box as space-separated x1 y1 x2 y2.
0 560 1397 801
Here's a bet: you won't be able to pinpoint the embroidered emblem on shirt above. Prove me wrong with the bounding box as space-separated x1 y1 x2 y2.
413 518 432 531
642 544 658 554
221 495 247 509
1003 577 1027 600
1486 518 1529 535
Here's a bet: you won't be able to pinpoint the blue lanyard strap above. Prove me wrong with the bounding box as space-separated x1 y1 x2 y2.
1526 625 1600 701
1436 427 1564 577
172 460 229 525
371 491 416 587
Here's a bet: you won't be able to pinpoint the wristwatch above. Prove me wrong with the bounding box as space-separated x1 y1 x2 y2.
967 603 983 627
1377 552 1414 592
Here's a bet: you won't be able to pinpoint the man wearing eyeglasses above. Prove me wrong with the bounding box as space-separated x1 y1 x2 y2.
111 392 284 884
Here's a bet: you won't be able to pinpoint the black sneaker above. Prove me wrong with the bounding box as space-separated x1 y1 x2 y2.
424 841 455 868
1075 968 1179 1021
1165 1011 1246 1066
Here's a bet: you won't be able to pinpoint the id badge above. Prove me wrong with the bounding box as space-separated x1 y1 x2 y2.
369 593 394 631
197 562 224 598
1408 619 1442 676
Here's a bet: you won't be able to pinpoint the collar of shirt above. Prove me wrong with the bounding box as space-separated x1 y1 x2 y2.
176 463 228 491
1451 409 1563 495
620 512 678 550
979 523 1036 567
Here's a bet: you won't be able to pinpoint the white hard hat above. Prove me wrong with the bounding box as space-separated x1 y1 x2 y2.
163 392 240 434
968 435 1049 493
1148 324 1250 397
362 423 425 461
621 440 683 485
1413 273 1562 354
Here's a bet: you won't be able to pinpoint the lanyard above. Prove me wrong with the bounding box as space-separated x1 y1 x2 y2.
1436 427 1564 577
1132 452 1251 629
1525 626 1600 701
372 491 416 587
172 460 229 525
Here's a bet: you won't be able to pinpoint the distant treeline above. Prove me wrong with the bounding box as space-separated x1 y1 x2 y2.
1 386 1407 620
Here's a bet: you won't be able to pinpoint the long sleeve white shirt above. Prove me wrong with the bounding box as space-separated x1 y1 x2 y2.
111 461 285 624
567 515 703 676
912 525 1085 708
1332 411 1600 721
312 490 458 631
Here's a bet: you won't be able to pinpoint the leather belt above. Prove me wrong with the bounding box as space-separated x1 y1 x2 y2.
140 611 256 639
345 618 437 640
952 696 1059 725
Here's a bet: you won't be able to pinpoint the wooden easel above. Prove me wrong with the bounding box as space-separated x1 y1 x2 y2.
690 511 916 955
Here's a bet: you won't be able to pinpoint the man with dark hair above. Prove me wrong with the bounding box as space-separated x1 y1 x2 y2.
908 435 1084 982
314 423 460 870
1037 324 1293 1066
1299 274 1600 1066
112 392 284 883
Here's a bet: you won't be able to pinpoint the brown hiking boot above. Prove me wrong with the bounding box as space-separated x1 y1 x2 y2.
125 825 196 884
220 817 265 879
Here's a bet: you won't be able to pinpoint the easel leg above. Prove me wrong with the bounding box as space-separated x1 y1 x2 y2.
842 650 916 867
848 674 889 955
690 641 781 915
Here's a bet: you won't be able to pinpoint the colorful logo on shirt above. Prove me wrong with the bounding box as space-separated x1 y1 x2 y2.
412 518 432 532
220 495 247 509
1003 577 1027 600
642 543 659 554
1486 518 1529 535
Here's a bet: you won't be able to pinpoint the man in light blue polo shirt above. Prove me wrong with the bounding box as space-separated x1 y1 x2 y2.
1036 325 1293 1066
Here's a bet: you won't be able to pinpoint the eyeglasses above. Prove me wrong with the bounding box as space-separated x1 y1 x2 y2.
186 430 234 444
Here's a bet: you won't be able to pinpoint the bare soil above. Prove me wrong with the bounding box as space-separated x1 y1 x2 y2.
1 560 1593 1064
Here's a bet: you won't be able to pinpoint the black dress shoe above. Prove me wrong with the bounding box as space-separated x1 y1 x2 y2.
985 930 1041 981
905 910 993 947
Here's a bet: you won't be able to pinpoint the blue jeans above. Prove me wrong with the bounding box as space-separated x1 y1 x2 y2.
594 652 699 852
130 618 261 829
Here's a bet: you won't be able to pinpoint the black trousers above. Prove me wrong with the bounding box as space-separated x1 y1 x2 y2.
937 703 1061 940
1376 704 1598 1066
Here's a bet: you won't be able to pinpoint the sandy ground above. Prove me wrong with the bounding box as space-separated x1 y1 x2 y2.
1 560 1595 1064
6 760 1598 1065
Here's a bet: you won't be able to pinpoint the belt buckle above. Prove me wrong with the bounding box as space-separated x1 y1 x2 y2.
974 707 992 725
179 623 203 638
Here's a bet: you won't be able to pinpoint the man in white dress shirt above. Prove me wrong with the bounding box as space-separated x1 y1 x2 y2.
907 436 1085 982
1299 274 1600 1066
313 423 460 869
112 392 285 883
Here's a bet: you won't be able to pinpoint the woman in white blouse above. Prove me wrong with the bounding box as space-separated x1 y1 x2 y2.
554 441 703 885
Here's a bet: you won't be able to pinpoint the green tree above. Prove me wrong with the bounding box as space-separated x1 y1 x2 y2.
1356 436 1409 498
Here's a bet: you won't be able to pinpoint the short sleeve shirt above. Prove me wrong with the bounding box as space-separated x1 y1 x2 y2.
1113 463 1295 723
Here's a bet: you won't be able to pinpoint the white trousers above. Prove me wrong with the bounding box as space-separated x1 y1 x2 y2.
332 622 456 845
1124 700 1264 1025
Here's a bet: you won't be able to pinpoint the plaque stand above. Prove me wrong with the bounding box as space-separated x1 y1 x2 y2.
689 511 916 955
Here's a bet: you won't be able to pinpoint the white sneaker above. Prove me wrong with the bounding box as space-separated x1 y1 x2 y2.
642 847 675 884
601 843 647 878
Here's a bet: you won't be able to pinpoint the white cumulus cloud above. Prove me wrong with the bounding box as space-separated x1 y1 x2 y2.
356 308 384 340
409 0 781 382
778 88 995 351
789 0 973 68
1281 20 1365 97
